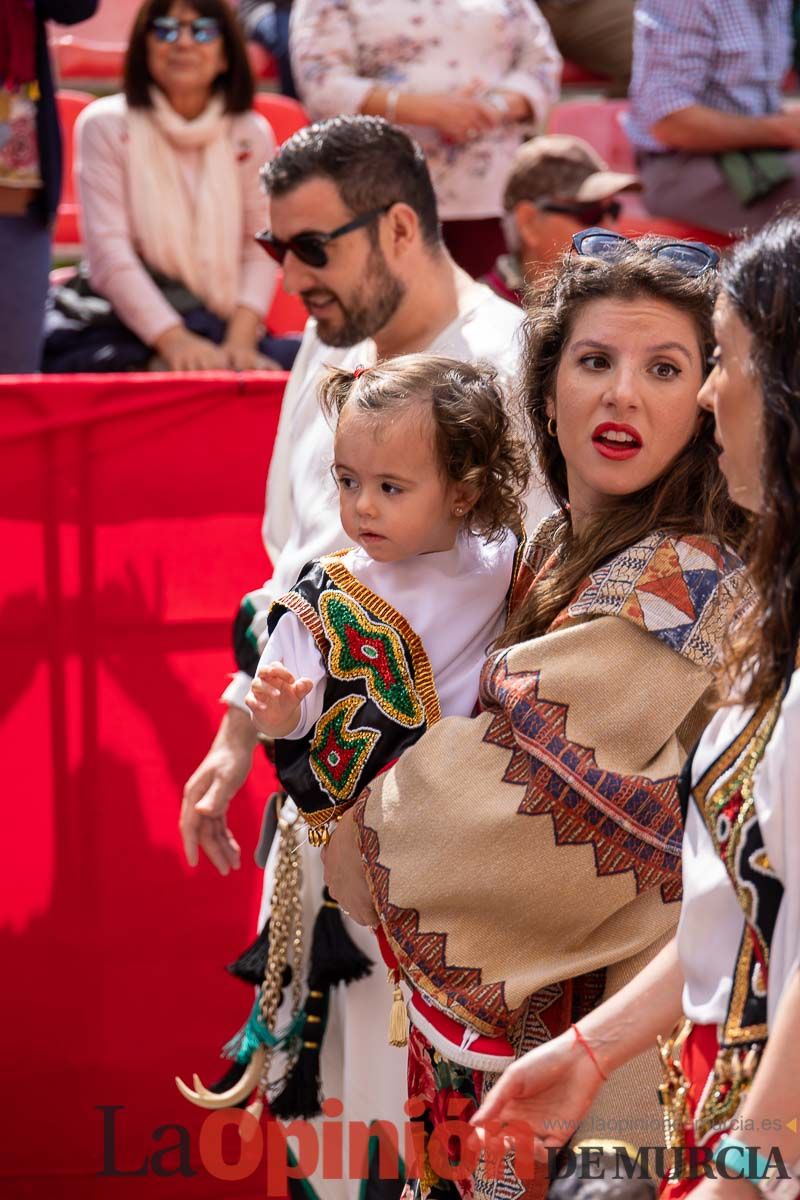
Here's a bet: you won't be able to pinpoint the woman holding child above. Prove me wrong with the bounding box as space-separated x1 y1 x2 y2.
474 218 800 1200
322 231 747 1198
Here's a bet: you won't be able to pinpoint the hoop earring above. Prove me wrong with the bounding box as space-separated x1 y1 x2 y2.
547 417 558 438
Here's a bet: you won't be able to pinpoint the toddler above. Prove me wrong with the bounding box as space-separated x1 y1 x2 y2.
245 353 530 843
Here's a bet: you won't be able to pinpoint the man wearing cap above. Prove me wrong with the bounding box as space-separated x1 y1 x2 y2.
482 134 639 306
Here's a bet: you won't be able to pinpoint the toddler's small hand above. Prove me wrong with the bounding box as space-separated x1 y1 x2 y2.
245 662 313 738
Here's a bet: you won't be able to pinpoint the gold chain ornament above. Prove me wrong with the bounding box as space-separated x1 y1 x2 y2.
175 796 304 1114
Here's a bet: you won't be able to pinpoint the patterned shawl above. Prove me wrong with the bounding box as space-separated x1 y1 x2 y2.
354 520 745 1137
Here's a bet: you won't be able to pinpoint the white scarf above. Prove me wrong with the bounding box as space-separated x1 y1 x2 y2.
127 89 241 319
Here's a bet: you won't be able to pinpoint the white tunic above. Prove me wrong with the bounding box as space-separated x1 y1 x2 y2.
679 666 800 1029
261 529 519 737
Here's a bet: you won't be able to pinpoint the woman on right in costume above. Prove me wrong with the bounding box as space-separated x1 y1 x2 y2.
473 214 800 1197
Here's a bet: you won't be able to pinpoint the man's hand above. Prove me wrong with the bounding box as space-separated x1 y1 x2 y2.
321 807 378 926
179 707 257 874
245 662 313 739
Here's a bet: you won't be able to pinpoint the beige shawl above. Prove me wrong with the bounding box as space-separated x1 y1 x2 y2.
355 524 745 1147
127 88 241 318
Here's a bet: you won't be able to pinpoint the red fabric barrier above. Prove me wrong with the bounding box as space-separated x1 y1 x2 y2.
0 373 296 1198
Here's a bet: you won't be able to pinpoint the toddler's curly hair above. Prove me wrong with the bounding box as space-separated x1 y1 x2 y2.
318 354 531 541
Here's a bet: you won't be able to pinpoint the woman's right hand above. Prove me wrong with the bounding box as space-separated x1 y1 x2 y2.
470 1029 606 1157
154 325 229 372
407 88 502 144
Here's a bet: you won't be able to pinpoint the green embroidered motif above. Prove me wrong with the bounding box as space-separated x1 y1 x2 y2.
309 695 381 802
319 590 424 728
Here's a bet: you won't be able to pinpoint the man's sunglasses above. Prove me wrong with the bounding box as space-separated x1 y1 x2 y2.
149 16 222 43
572 226 719 277
255 204 394 268
539 199 622 225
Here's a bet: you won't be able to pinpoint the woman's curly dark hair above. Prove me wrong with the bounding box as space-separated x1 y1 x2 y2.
318 354 530 542
715 213 800 705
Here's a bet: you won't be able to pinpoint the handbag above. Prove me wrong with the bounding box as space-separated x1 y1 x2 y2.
51 260 203 329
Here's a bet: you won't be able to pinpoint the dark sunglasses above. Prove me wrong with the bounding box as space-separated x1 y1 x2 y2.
255 204 394 268
149 16 222 43
572 226 719 277
539 199 622 225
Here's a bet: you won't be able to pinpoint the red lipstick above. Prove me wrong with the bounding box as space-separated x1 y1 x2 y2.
592 421 643 461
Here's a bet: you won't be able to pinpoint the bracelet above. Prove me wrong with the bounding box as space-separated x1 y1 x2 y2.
385 87 401 124
486 89 512 121
713 1135 772 1183
571 1024 608 1082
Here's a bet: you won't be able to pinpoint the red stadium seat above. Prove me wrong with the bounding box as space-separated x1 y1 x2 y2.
248 42 279 83
561 60 612 89
49 2 137 82
253 93 310 146
546 99 736 248
49 36 124 81
266 270 308 335
53 89 94 252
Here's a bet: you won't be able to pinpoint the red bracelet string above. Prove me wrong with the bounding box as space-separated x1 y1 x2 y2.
571 1024 608 1082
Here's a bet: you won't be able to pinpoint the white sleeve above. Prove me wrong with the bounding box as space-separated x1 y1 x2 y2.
261 318 321 564
501 0 562 126
255 611 328 739
761 668 800 1020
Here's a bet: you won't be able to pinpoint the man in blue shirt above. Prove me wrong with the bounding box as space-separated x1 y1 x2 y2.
628 0 800 233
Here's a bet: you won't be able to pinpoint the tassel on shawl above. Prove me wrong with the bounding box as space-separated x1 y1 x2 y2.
388 968 409 1048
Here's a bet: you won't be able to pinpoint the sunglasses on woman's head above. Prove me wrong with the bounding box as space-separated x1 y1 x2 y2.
149 16 222 43
572 227 719 277
255 204 394 268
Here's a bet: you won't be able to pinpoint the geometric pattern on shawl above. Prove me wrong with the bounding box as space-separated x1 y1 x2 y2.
359 819 512 1030
357 530 744 1036
481 656 683 904
549 532 744 670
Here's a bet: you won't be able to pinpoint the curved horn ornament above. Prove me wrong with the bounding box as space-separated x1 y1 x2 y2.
175 1045 267 1109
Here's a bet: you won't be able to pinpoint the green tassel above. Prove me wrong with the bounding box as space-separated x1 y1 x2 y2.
222 1000 305 1065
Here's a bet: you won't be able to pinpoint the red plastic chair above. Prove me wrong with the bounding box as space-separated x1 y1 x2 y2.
49 1 137 82
253 93 310 147
266 270 308 335
53 89 94 251
49 37 125 81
